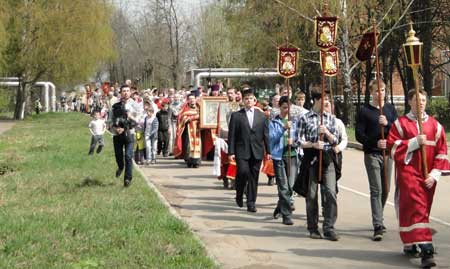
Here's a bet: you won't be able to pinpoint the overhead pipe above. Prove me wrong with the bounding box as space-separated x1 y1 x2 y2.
0 80 56 113
189 68 277 85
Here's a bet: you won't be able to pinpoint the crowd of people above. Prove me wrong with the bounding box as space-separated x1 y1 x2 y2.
78 77 448 269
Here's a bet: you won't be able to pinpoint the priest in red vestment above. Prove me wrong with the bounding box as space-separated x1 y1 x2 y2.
173 93 202 168
387 89 449 268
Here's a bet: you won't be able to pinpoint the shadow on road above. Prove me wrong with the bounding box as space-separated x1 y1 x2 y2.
288 247 419 268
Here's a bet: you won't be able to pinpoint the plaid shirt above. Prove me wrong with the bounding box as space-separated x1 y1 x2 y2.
297 110 338 151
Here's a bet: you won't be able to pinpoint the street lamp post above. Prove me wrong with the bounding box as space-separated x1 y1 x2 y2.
402 22 427 178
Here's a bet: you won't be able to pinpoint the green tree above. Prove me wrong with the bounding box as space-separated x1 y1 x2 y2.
0 0 116 119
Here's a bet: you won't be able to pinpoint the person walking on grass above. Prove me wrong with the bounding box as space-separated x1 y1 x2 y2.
111 85 139 187
88 110 106 155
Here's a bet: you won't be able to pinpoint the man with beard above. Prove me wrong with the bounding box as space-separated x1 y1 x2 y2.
173 93 202 168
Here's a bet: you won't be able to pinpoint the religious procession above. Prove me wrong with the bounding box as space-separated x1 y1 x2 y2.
1 1 450 268
68 8 449 268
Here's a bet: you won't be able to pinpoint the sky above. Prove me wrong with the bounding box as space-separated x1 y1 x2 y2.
112 0 215 18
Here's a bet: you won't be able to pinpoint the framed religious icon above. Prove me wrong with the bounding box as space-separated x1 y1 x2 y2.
199 96 228 129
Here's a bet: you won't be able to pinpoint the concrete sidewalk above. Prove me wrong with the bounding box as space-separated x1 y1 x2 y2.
140 149 450 269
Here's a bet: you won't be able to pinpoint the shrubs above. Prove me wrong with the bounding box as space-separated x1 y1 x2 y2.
427 97 450 128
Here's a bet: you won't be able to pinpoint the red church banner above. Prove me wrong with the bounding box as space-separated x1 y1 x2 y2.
320 47 339 77
277 47 299 78
315 16 338 50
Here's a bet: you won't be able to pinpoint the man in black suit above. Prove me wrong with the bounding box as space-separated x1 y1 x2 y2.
228 88 270 212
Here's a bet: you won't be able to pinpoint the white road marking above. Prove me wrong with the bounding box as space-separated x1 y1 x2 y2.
339 185 450 227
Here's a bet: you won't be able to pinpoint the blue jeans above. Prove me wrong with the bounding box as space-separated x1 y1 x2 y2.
113 133 134 181
273 156 297 217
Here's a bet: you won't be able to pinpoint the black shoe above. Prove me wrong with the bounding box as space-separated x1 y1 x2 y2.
268 177 274 186
115 169 123 178
373 226 383 241
282 216 294 225
193 164 199 168
247 206 257 213
88 150 94 155
421 256 436 268
273 207 281 219
309 230 323 239
323 231 340 241
381 225 387 233
96 146 103 154
223 178 229 189
235 197 243 208
403 245 420 258
124 179 131 187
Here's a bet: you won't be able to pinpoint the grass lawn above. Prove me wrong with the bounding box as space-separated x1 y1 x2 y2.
0 113 215 268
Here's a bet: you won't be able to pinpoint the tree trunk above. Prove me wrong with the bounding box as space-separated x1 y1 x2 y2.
340 0 352 125
14 79 29 120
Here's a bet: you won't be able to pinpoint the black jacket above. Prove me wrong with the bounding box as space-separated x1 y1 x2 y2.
228 108 269 160
355 103 398 153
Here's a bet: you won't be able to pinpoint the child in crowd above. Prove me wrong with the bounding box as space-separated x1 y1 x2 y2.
144 108 159 164
88 110 106 155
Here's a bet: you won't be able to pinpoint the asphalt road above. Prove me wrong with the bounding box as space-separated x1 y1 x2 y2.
141 148 450 269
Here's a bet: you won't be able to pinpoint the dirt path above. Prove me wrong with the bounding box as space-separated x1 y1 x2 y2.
0 120 16 136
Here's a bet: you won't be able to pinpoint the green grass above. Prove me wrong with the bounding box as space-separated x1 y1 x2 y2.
0 113 216 268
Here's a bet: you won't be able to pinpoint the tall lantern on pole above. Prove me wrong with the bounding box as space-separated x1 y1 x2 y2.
403 22 428 178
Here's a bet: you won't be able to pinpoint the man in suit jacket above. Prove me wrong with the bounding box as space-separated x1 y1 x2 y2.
228 88 270 212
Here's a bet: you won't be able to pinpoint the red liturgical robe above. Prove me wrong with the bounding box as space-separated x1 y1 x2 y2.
387 113 449 246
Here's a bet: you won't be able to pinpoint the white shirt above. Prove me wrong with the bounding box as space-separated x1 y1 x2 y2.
89 119 106 136
246 107 254 127
335 118 348 152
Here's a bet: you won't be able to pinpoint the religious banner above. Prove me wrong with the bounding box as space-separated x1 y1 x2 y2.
356 32 379 61
320 47 339 77
101 82 110 96
315 16 338 50
277 47 299 78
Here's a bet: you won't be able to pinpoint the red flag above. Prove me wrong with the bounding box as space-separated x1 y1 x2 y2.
356 32 378 61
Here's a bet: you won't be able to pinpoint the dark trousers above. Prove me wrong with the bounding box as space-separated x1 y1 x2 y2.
158 130 169 154
236 156 262 207
88 135 104 155
306 162 337 233
113 133 134 181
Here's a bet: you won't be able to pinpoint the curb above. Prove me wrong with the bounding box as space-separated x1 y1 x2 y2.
347 141 363 150
134 163 221 268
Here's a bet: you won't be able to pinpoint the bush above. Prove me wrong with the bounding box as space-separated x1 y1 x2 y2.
427 98 450 128
0 88 15 113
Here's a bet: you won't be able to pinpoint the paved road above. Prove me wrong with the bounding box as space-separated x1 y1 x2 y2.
141 148 450 269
